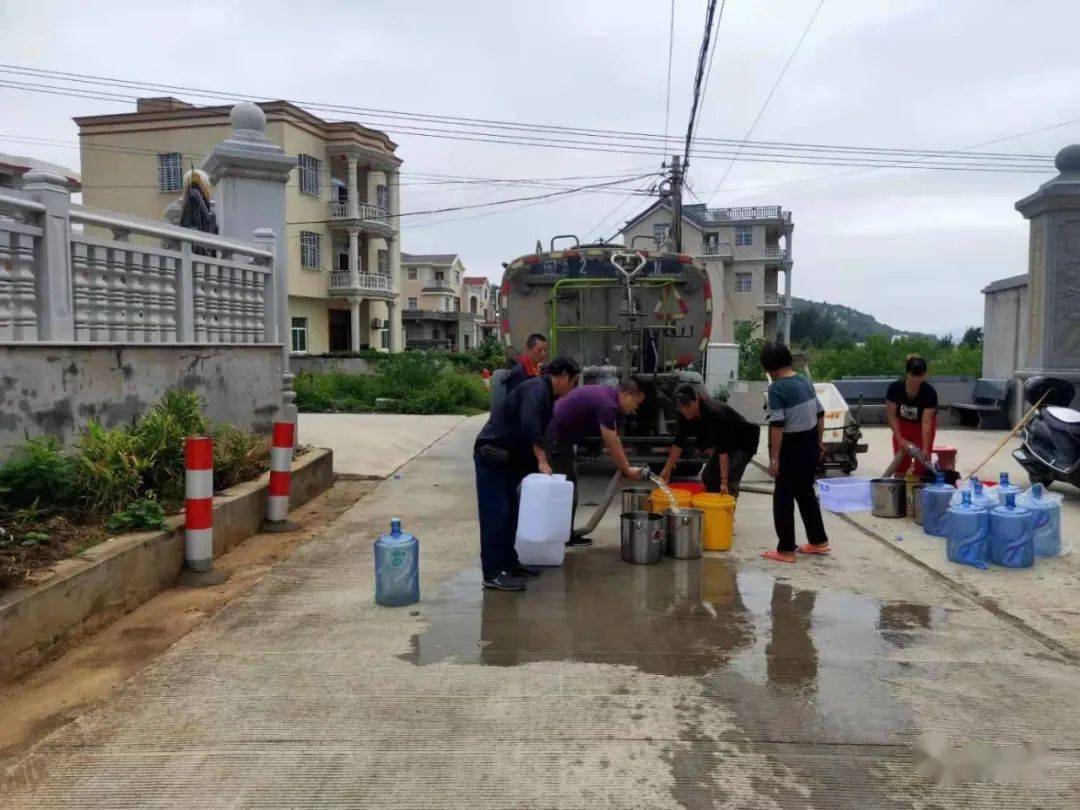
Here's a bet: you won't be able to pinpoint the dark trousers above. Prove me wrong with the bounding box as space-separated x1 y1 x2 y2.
548 438 579 527
772 430 828 553
474 455 524 579
702 448 754 496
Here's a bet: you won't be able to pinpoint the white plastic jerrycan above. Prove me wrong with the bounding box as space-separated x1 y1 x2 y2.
515 473 574 566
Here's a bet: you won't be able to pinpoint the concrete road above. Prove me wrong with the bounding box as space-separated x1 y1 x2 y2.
298 413 465 478
3 418 1078 807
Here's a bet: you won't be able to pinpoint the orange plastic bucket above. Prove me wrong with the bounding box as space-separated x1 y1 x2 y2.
648 488 692 513
691 492 737 551
933 446 958 471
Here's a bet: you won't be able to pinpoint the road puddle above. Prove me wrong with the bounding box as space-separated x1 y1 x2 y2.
403 548 947 805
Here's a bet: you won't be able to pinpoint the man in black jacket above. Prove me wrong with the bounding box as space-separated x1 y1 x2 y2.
504 333 548 394
659 384 761 496
473 356 580 591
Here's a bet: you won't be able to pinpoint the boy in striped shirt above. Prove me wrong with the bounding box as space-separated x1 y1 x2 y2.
760 342 831 563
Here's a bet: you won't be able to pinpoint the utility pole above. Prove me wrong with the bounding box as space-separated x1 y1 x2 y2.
669 155 684 253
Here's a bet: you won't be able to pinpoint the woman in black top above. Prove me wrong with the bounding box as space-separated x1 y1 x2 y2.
885 354 938 476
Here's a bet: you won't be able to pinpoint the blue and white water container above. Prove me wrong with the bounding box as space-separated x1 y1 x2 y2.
995 472 1023 506
1018 484 1063 557
374 518 420 606
989 493 1034 569
922 471 955 538
945 490 990 569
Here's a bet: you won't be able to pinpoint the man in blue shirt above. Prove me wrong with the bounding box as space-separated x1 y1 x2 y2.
474 357 579 591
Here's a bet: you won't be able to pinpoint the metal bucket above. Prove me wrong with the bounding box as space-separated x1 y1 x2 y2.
871 478 906 518
912 484 926 525
665 508 703 559
621 487 653 514
620 511 665 565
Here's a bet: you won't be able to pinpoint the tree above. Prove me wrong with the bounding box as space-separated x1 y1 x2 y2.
961 326 984 349
735 318 766 381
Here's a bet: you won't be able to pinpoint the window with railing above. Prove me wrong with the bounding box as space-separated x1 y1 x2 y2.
378 249 390 274
407 267 417 280
653 223 670 245
376 185 389 212
157 153 183 192
291 317 309 353
299 154 321 196
300 231 322 269
735 226 753 246
408 297 418 309
735 272 753 293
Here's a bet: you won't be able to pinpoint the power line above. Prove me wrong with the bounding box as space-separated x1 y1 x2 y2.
663 0 676 146
0 63 1057 163
690 0 727 152
706 0 827 203
683 0 720 166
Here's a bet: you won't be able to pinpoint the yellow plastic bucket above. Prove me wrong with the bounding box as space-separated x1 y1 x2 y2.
691 492 737 551
648 488 692 513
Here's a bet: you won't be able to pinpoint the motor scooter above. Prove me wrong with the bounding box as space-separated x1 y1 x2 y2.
1012 376 1080 490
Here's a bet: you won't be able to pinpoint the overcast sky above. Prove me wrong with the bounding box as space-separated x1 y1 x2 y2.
3 0 1079 335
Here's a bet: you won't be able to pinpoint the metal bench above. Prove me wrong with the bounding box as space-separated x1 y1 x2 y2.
950 378 1010 429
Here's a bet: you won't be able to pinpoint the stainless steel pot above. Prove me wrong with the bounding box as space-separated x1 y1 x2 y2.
620 511 665 564
912 484 926 525
871 478 906 518
620 487 653 514
665 508 703 559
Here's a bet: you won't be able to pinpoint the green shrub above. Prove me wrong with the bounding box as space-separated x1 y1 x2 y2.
0 436 77 511
130 390 210 506
106 497 166 534
293 371 336 412
213 424 269 491
73 422 147 517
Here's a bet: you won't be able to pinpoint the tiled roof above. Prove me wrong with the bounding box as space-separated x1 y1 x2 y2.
463 277 488 285
401 252 458 265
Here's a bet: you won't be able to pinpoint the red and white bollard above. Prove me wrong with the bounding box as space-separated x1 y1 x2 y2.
264 421 295 531
184 436 214 572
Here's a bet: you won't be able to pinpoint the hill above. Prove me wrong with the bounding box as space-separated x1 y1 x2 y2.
789 297 933 345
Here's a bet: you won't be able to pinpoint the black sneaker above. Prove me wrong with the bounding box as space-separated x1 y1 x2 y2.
566 533 593 548
511 564 542 578
482 571 527 591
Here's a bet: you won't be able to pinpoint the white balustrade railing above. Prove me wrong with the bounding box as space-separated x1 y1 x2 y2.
0 178 277 345
328 271 393 292
763 245 789 260
701 241 732 256
762 293 788 306
702 206 791 223
327 200 391 227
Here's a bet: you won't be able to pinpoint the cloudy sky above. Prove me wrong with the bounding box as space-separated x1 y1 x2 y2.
2 0 1078 335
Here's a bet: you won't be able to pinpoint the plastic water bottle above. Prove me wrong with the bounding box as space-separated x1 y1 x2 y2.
969 478 998 512
921 471 954 538
945 490 990 570
989 493 1034 569
995 472 1022 506
374 518 420 606
1018 483 1063 557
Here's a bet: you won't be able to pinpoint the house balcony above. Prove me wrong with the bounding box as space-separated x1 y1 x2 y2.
759 292 793 311
328 271 397 299
403 308 478 323
327 201 396 237
764 245 792 265
421 281 456 294
700 205 791 224
698 241 733 259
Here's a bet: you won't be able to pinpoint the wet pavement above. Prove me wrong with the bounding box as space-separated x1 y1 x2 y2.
3 416 1079 808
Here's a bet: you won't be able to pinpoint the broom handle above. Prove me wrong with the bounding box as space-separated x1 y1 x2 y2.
964 391 1049 479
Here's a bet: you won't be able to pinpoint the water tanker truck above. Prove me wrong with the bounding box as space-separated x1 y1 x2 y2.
498 236 713 465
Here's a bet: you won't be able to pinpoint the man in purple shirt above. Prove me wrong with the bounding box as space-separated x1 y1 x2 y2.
548 378 646 547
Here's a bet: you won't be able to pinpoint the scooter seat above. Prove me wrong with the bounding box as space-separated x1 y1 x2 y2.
1046 406 1080 436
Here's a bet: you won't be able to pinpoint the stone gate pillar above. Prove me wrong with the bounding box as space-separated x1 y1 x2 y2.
1015 144 1080 416
203 102 298 422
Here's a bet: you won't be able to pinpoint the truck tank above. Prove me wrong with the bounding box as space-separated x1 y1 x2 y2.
499 239 714 463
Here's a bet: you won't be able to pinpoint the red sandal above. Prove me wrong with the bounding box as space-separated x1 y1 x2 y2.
762 550 796 563
796 543 831 555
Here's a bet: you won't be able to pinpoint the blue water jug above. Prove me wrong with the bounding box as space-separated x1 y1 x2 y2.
922 472 954 538
1019 484 1062 557
969 478 998 512
989 494 1034 569
374 518 420 606
945 490 990 569
995 472 1022 506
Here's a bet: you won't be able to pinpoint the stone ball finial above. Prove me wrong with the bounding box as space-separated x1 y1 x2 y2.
230 102 266 134
1054 144 1080 173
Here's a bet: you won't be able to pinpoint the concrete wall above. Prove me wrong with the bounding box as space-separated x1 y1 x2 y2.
291 356 377 376
983 283 1029 379
0 344 283 455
